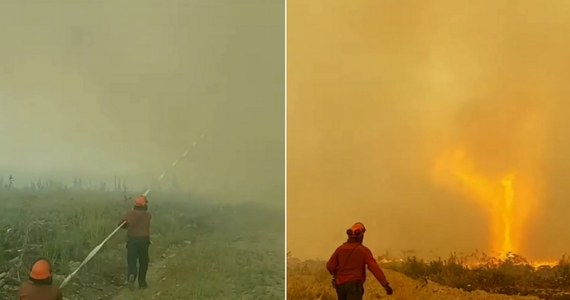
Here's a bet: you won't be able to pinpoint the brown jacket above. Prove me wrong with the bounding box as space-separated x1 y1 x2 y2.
19 281 62 300
121 209 151 237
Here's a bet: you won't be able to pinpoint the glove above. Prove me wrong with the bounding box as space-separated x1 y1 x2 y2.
119 220 128 228
383 283 393 295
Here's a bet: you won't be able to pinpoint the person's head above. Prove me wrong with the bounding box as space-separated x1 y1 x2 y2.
29 258 53 285
133 195 148 210
346 222 366 243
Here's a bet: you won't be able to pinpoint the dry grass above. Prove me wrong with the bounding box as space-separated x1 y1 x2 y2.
0 187 284 299
287 256 549 300
390 253 570 300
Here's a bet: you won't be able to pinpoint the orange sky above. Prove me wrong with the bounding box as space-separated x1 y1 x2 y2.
287 0 570 260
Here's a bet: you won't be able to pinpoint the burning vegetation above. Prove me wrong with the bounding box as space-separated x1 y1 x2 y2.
384 251 570 300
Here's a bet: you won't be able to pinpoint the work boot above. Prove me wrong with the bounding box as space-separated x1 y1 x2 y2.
128 274 136 290
139 279 148 289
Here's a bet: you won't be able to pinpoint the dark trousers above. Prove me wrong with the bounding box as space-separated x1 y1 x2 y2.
335 281 364 300
126 236 150 286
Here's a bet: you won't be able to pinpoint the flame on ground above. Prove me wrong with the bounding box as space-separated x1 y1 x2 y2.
379 252 559 270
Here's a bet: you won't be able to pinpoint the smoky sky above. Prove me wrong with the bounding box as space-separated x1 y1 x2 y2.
288 0 570 260
0 0 284 204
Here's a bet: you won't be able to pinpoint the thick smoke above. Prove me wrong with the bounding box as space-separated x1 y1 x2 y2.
0 0 284 205
288 0 570 260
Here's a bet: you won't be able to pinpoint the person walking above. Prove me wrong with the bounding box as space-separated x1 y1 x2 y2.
18 258 63 300
120 195 152 289
326 222 393 300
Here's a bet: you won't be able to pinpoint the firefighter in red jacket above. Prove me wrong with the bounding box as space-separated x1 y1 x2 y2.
120 195 152 289
326 222 393 299
18 258 63 300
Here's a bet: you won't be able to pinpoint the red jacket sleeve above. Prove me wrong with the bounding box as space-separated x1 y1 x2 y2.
326 247 340 275
363 246 389 286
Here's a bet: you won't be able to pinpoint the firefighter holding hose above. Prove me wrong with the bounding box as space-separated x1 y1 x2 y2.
326 222 393 300
18 258 63 300
119 195 152 290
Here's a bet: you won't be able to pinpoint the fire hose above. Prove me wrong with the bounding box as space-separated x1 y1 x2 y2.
59 130 207 289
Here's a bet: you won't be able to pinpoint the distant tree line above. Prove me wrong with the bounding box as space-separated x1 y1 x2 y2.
0 175 132 193
0 174 182 193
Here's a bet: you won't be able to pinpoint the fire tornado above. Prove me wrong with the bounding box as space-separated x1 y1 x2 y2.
501 175 514 256
433 150 535 257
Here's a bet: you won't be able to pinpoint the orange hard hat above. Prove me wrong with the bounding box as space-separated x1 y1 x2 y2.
347 222 366 237
30 259 51 280
134 195 148 207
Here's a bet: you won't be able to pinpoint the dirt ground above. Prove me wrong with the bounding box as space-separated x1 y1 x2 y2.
287 259 542 300
110 207 285 300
